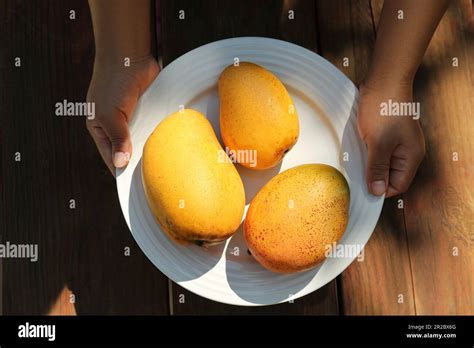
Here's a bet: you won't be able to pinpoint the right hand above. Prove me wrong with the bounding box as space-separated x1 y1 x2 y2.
86 55 159 176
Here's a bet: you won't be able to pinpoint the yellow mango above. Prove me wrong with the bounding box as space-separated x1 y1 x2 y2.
142 109 245 246
244 164 350 273
218 62 299 170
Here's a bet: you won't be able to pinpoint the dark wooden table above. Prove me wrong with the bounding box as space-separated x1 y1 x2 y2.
1 0 472 315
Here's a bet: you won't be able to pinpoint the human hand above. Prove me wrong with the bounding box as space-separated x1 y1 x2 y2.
86 55 159 175
357 81 426 198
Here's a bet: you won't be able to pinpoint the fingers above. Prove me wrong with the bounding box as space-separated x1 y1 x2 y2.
365 139 425 198
100 109 133 170
86 109 132 177
86 122 115 176
365 135 397 196
385 147 425 198
84 57 160 177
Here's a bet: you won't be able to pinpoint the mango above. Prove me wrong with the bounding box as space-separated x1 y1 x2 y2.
244 164 350 273
218 62 299 170
142 109 245 245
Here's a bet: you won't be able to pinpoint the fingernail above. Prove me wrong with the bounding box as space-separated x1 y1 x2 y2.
371 180 386 196
113 152 130 168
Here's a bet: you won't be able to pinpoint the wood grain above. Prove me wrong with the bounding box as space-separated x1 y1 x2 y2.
317 0 376 86
316 0 416 315
403 2 474 314
160 0 339 315
1 0 169 315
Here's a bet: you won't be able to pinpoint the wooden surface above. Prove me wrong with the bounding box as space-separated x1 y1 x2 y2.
1 0 472 315
403 2 474 314
2 0 169 315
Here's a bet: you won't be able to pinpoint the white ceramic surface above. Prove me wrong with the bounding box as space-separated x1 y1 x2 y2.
116 37 384 306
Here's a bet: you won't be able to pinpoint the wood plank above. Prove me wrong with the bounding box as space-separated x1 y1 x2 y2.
160 0 339 315
2 0 169 315
160 0 318 65
316 0 416 314
317 0 376 86
402 2 474 314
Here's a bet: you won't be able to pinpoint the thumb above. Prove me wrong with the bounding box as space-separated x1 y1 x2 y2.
101 113 132 170
365 136 396 196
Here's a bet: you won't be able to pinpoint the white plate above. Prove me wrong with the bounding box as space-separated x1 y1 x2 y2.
116 37 384 306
